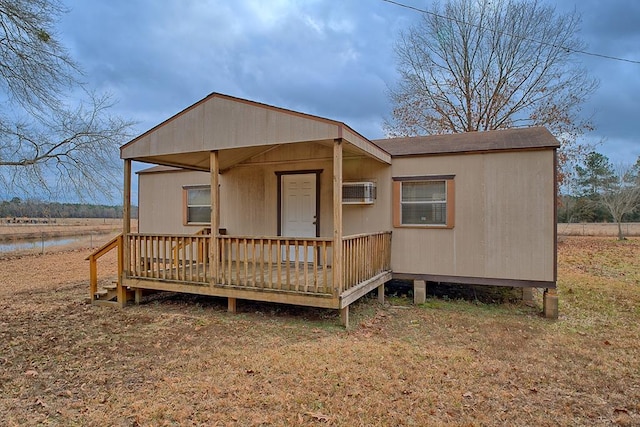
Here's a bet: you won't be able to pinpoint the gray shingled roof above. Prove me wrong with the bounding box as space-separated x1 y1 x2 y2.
372 127 559 157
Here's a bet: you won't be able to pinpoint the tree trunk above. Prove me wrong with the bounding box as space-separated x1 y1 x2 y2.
617 221 625 241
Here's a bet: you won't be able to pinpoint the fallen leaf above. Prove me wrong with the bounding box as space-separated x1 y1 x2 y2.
463 391 473 398
25 370 38 377
306 412 331 422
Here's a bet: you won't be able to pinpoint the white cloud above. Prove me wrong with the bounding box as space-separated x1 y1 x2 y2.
54 0 639 165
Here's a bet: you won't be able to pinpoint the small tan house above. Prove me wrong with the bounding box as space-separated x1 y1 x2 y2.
88 93 559 325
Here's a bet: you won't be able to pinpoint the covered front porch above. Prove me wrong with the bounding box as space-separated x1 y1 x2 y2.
90 93 393 326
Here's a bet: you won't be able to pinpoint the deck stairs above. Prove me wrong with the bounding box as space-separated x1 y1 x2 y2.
93 280 134 306
94 281 118 301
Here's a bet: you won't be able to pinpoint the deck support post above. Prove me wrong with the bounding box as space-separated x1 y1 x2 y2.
377 283 385 304
134 289 142 305
333 138 343 297
340 305 349 328
413 280 426 304
119 159 132 308
543 288 558 319
228 297 237 313
522 287 534 305
210 151 220 285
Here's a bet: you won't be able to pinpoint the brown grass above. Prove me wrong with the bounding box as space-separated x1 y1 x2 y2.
1 237 639 426
0 218 137 241
558 222 640 237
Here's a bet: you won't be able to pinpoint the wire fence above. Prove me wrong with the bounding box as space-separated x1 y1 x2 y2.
558 223 640 237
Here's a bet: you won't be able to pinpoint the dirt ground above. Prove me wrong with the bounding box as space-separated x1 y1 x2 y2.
0 237 639 426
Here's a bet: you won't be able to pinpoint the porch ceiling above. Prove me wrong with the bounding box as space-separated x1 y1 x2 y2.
132 140 387 172
131 146 280 172
121 93 391 171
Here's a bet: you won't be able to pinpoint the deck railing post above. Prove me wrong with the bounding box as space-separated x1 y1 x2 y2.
117 234 123 286
89 255 97 301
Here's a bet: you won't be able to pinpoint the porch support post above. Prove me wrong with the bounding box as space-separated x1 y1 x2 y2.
119 159 132 308
210 151 220 285
377 283 385 304
333 138 343 298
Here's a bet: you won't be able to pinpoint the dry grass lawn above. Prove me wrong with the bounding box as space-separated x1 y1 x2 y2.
0 237 639 426
558 222 640 237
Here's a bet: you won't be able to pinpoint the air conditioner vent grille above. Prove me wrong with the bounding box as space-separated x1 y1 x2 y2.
342 182 376 204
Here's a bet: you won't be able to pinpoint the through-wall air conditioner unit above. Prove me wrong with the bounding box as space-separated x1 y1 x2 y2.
342 182 376 205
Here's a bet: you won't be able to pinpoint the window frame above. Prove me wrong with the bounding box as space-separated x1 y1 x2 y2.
392 175 455 229
182 185 211 226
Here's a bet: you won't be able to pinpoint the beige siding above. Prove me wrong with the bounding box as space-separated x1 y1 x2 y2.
204 97 339 150
389 149 556 282
138 143 392 238
123 96 341 160
139 144 337 237
231 143 335 237
342 157 392 235
138 169 210 234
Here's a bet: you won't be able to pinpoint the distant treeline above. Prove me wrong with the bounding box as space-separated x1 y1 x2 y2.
0 197 138 219
558 195 640 223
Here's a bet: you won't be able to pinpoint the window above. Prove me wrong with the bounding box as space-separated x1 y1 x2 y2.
183 185 211 225
393 176 455 228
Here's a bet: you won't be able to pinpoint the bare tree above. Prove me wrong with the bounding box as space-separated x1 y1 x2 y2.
386 0 598 181
600 161 640 241
0 0 133 200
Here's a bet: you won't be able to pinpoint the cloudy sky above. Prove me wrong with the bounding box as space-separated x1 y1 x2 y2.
57 0 639 179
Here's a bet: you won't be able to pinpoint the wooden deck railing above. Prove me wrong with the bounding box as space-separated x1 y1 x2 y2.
170 227 211 271
216 236 333 294
342 231 392 292
128 233 210 284
123 231 391 297
86 233 122 301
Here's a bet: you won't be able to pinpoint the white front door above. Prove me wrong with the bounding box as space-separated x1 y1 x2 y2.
281 173 316 261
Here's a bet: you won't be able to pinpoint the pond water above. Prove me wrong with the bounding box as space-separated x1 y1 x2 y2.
0 235 93 254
